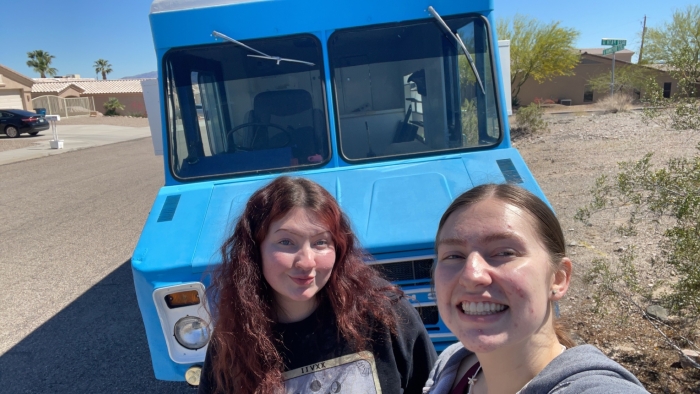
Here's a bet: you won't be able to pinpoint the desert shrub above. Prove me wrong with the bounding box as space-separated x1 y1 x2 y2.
642 76 700 131
514 102 548 134
596 94 634 113
583 248 646 318
104 97 125 116
576 147 700 369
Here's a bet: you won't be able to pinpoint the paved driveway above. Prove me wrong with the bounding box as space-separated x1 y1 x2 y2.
0 124 153 166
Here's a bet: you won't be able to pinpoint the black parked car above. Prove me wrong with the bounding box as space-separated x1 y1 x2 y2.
0 109 50 138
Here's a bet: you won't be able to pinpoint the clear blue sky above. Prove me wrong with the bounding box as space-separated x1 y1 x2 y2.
1 0 695 79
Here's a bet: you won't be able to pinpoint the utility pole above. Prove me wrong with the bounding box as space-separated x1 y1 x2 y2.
638 15 647 64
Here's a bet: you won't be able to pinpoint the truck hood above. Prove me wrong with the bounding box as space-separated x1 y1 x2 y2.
135 149 540 273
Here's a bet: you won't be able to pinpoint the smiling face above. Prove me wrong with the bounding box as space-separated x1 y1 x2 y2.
435 198 568 353
261 207 336 322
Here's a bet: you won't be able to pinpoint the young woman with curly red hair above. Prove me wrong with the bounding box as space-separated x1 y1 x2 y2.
198 176 436 394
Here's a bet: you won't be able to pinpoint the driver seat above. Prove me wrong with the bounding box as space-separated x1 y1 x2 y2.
242 89 324 163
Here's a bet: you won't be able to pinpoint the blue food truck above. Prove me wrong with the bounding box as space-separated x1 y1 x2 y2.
134 0 547 384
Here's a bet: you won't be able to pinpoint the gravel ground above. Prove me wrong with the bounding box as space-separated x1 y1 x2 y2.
515 110 700 393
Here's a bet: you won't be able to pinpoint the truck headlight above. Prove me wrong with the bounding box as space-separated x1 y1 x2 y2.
174 316 210 350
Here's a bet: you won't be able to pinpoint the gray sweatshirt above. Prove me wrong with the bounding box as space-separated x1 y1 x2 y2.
422 343 649 393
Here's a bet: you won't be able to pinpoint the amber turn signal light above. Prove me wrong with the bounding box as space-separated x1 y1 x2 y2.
165 290 200 309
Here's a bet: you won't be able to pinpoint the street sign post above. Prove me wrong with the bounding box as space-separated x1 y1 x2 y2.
601 39 627 97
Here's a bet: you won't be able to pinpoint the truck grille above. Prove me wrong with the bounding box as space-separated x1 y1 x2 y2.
416 305 439 325
371 258 433 284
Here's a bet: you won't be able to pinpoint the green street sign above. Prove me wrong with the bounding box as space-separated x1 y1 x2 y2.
601 39 627 46
603 44 625 55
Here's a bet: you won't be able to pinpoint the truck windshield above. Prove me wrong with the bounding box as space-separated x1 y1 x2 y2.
164 35 329 180
329 15 500 161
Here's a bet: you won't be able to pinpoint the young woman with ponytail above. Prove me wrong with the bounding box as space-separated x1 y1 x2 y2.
423 184 647 394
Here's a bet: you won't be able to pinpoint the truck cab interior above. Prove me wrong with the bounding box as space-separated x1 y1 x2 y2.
163 15 500 180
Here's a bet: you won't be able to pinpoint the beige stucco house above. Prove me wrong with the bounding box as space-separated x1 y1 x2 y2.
32 78 151 116
516 48 679 106
0 64 34 110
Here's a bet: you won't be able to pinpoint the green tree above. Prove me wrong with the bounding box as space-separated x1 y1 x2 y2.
497 15 580 102
104 97 124 116
640 5 700 130
643 5 700 96
587 63 653 96
94 59 113 80
26 50 58 78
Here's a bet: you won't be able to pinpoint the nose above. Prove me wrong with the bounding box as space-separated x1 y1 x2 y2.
294 243 316 270
458 252 492 288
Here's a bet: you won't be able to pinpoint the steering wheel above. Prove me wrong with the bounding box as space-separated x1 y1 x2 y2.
227 122 292 150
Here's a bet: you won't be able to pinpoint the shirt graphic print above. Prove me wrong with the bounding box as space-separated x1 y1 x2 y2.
282 351 382 393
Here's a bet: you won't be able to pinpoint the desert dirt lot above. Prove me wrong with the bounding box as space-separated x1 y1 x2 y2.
517 110 700 393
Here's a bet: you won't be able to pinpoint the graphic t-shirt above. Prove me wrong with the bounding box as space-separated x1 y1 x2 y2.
198 297 436 394
283 351 381 393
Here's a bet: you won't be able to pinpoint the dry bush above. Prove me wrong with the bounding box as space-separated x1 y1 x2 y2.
597 94 634 113
513 103 548 136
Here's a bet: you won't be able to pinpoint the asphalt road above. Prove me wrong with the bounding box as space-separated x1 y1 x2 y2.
0 138 194 393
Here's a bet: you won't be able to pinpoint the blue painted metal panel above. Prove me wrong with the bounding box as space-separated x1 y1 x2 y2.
150 0 494 50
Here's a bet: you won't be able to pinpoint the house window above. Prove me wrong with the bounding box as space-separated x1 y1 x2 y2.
583 89 593 103
663 82 672 98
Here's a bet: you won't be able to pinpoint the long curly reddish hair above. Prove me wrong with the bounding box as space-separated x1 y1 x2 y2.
207 176 401 394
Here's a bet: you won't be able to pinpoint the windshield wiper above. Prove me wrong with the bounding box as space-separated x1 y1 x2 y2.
427 6 485 95
212 31 315 66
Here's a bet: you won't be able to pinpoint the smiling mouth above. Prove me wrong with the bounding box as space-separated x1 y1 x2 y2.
291 276 314 285
460 301 508 316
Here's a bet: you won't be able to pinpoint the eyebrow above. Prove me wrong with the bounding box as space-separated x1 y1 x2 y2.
274 228 331 238
436 232 523 247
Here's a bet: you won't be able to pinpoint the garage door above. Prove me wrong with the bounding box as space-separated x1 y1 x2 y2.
0 90 24 109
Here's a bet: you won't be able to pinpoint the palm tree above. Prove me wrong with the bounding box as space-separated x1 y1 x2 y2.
94 59 113 80
26 50 58 78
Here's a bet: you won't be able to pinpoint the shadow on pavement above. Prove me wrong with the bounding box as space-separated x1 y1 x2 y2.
0 261 194 393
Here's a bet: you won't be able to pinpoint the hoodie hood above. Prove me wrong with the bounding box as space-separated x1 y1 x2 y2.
525 344 647 393
423 343 648 394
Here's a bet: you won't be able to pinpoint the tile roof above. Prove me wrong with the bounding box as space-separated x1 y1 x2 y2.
32 79 154 94
644 63 672 72
0 64 35 86
31 82 85 93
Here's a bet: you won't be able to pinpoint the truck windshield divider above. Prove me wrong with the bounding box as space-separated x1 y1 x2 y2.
212 30 315 66
427 6 485 94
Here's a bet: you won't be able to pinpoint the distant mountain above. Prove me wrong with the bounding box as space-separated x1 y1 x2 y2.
122 71 157 79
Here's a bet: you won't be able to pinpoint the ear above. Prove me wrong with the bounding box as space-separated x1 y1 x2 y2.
550 258 572 301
